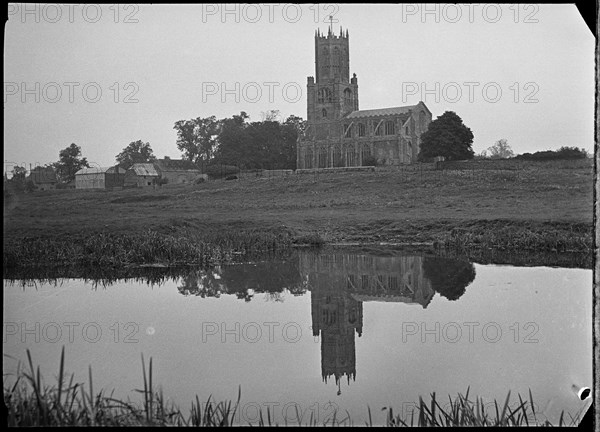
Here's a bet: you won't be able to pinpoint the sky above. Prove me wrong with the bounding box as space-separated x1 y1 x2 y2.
4 3 595 173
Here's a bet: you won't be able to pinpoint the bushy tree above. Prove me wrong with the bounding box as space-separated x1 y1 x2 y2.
422 256 476 301
482 139 514 159
115 140 156 169
174 116 221 164
418 111 474 161
53 143 90 183
213 112 302 170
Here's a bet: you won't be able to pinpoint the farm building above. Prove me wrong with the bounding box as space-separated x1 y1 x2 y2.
124 163 160 188
28 166 57 190
154 158 202 184
75 166 126 190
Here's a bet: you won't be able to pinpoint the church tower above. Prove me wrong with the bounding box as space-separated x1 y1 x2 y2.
306 26 359 141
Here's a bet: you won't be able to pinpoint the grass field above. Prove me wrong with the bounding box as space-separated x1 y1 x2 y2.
3 159 593 269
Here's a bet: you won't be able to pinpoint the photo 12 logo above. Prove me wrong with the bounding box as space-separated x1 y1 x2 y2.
4 82 140 104
201 81 302 104
400 4 540 24
200 3 341 24
401 82 539 104
8 3 140 24
401 321 540 344
4 321 141 344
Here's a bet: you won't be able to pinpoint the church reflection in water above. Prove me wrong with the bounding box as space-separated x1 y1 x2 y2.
175 250 476 392
302 251 475 392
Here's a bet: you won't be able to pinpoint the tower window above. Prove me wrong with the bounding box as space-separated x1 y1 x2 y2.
318 87 332 103
344 88 352 104
322 109 327 118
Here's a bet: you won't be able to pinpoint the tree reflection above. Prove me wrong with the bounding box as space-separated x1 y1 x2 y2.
422 257 476 301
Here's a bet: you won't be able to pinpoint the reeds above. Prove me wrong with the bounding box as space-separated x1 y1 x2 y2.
4 349 585 426
378 387 585 427
3 228 294 270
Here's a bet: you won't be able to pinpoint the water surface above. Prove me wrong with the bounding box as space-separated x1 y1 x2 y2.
3 249 592 425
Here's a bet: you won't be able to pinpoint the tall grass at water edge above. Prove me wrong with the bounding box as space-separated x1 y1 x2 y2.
4 347 587 426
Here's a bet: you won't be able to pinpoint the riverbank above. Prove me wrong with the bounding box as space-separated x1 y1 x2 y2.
4 160 593 271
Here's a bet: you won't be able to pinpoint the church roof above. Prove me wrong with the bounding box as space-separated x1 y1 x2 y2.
345 105 419 119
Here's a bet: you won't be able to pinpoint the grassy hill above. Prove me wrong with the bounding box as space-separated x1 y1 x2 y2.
4 159 593 270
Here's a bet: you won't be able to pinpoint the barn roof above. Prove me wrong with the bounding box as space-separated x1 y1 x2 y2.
130 163 159 176
28 166 57 183
75 166 126 175
155 158 198 170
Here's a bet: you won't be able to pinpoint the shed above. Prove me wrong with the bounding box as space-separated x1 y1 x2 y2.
28 166 57 190
124 163 160 188
75 166 126 190
154 158 202 184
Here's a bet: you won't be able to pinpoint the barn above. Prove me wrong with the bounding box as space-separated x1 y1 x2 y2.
75 166 126 190
154 158 202 184
124 163 160 188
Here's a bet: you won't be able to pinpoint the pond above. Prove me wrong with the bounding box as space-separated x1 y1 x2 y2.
3 248 592 425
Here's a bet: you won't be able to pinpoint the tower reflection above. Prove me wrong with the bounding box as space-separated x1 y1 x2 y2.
303 251 474 392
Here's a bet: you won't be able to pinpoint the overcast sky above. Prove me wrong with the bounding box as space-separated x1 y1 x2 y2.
4 3 594 171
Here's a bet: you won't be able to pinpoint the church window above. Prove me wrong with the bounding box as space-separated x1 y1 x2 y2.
344 124 352 138
419 111 427 131
385 120 395 135
375 122 383 136
346 148 356 166
361 274 369 289
344 88 352 104
358 123 366 137
361 145 371 165
322 108 327 118
318 148 328 168
347 274 356 289
318 87 331 104
304 148 313 169
406 126 409 135
333 146 342 167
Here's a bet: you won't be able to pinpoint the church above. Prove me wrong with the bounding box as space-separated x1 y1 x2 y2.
296 27 432 169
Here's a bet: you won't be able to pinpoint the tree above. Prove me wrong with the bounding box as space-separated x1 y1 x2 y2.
11 165 27 182
418 111 474 161
115 140 156 169
482 138 514 159
53 143 90 183
261 110 281 122
174 116 221 165
422 256 476 301
212 112 302 170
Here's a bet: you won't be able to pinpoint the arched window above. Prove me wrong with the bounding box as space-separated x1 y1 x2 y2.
375 121 383 136
322 108 327 118
358 123 366 137
333 146 342 167
304 148 313 169
344 88 352 104
318 148 328 168
344 123 352 138
346 148 356 166
361 145 371 165
318 87 332 103
419 111 427 131
385 120 395 135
